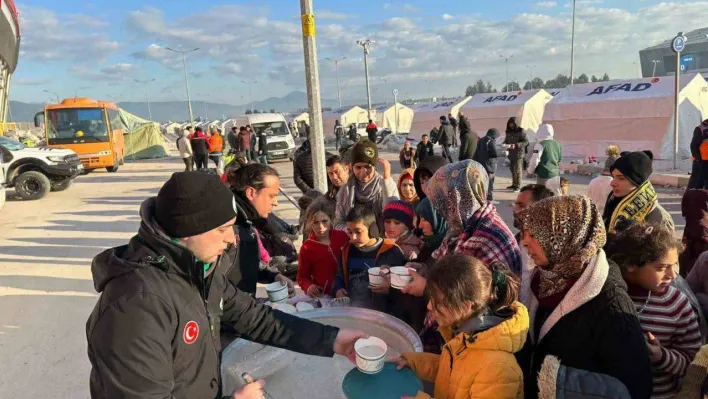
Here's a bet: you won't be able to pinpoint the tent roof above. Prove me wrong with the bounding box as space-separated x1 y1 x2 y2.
408 97 471 113
462 89 551 109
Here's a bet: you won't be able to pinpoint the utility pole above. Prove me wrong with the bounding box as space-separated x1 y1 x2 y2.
242 80 258 113
500 55 513 91
165 47 199 125
651 60 661 77
325 57 346 108
570 0 577 85
671 32 687 170
43 90 59 103
134 78 155 120
301 0 327 192
357 39 374 120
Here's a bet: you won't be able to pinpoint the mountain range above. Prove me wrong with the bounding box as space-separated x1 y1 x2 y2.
8 90 342 123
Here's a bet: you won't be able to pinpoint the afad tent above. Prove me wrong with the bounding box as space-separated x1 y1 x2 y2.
459 89 552 138
543 73 708 160
114 109 170 160
322 106 372 138
378 103 414 134
408 97 471 140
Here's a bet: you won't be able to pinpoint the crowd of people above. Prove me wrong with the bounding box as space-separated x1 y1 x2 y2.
86 113 708 399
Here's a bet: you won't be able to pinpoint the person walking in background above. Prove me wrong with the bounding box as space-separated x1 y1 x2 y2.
208 128 224 170
347 123 358 142
448 112 458 148
247 125 257 162
257 130 268 164
473 128 505 203
293 139 315 193
437 115 454 163
503 117 528 192
189 126 209 171
176 128 193 171
458 111 471 147
334 120 344 151
399 140 416 169
690 118 708 189
237 126 251 162
227 126 239 153
458 120 478 162
416 134 434 165
526 124 562 195
366 119 378 142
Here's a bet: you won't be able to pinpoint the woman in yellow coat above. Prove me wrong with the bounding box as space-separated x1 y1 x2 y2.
396 254 529 399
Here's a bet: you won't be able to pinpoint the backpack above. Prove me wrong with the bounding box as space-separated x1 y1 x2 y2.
701 125 708 161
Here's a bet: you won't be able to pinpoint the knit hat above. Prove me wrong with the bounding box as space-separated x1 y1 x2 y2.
610 151 653 187
155 172 237 238
351 139 378 166
383 200 415 230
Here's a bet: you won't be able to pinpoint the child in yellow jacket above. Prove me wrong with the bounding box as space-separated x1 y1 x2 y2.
396 253 529 399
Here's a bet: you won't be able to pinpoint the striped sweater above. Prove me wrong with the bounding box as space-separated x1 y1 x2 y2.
629 284 703 399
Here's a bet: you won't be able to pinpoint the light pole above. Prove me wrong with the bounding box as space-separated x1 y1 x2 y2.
500 55 513 91
382 77 389 105
325 56 346 108
570 0 577 85
242 80 258 113
632 62 641 79
526 65 535 89
651 60 661 77
134 78 155 120
356 39 374 119
43 90 59 103
165 47 199 124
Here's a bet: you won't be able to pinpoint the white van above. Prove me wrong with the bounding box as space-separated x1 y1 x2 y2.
236 113 297 161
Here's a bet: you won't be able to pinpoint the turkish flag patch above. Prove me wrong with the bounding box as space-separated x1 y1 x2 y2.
183 321 199 344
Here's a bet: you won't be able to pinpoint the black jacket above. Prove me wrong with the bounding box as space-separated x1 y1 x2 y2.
413 155 449 199
449 116 458 130
458 115 471 138
416 141 434 164
258 133 267 156
87 198 338 399
691 121 707 161
293 142 314 193
518 262 652 399
227 131 238 151
503 117 528 160
474 129 501 175
190 134 210 156
458 131 478 161
437 121 454 146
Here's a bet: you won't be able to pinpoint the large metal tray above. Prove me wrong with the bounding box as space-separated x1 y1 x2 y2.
221 307 423 398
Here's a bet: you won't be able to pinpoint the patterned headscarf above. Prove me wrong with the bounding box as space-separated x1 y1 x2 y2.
427 160 488 235
518 195 607 299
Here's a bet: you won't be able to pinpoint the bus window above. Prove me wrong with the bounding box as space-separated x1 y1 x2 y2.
47 108 110 144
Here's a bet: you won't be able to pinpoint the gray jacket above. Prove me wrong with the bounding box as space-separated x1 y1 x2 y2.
333 175 398 236
645 203 676 233
538 355 631 399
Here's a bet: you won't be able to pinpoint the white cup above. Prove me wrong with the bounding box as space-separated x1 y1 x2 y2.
390 266 414 289
368 267 390 287
265 282 289 303
354 337 387 374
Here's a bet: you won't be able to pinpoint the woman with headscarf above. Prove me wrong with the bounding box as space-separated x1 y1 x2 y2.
516 195 652 399
413 197 448 264
680 189 708 276
397 168 419 208
412 155 449 200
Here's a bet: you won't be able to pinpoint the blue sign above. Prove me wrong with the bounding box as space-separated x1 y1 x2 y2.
680 55 695 72
672 35 686 53
392 89 398 97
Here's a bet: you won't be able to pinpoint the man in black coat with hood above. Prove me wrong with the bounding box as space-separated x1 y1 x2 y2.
437 115 455 163
503 116 529 191
86 172 365 399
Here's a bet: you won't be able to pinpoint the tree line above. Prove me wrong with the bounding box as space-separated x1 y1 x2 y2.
465 73 612 96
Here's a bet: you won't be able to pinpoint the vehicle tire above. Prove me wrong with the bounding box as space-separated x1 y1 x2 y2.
119 158 125 165
50 178 73 192
0 186 5 212
106 165 119 173
15 171 51 200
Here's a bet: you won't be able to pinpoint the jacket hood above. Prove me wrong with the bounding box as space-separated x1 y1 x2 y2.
536 124 554 141
442 302 529 355
486 128 501 139
91 198 199 293
440 119 450 125
413 155 449 199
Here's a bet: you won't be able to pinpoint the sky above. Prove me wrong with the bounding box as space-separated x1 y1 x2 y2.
9 0 708 106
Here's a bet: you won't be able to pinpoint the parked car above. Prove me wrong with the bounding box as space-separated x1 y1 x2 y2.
0 136 83 200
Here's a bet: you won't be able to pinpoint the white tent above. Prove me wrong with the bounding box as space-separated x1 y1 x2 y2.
543 73 708 160
408 97 471 140
460 89 553 138
293 112 310 125
378 103 414 134
162 122 182 135
322 106 371 138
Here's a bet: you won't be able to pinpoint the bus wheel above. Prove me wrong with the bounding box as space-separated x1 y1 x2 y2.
106 165 119 173
15 171 51 200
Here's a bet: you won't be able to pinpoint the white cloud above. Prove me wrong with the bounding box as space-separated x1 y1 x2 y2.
13 78 51 86
565 0 604 7
535 1 558 8
317 10 352 21
442 14 455 21
71 63 134 82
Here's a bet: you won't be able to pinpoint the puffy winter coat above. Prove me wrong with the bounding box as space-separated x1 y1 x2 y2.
403 302 529 399
503 117 528 160
458 130 479 161
208 133 224 153
297 230 349 295
437 120 454 146
474 129 501 175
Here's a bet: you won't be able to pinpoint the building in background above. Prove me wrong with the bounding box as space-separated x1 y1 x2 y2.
0 0 19 124
639 27 708 78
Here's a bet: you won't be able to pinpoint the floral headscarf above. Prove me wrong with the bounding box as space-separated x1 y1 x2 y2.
518 195 607 299
398 168 419 204
427 160 488 235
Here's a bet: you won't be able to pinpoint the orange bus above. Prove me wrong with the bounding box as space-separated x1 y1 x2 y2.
34 98 125 172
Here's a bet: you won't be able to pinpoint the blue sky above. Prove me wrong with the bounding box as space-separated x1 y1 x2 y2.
10 0 708 107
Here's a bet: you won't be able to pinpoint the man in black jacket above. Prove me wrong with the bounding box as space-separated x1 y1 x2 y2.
458 111 471 143
227 126 239 153
87 172 365 399
503 116 529 191
458 125 478 162
293 139 315 193
473 128 502 201
448 112 458 148
689 119 708 189
438 115 454 163
416 134 434 165
190 126 210 170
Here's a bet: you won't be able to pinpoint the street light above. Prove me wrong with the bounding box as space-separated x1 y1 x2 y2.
526 65 535 89
570 0 577 85
424 79 432 101
325 56 346 108
500 55 514 91
134 78 156 120
43 89 59 103
164 46 199 124
356 39 374 119
651 60 662 78
242 80 258 113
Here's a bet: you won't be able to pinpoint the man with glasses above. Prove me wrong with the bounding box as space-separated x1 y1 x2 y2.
333 140 398 237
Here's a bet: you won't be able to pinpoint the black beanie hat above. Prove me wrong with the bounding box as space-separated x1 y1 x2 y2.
351 139 378 166
155 172 237 238
610 151 653 187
